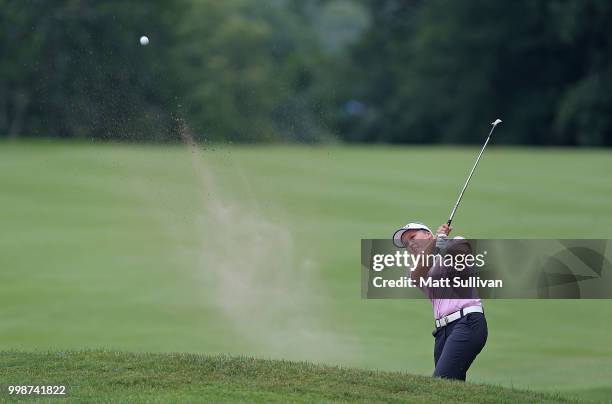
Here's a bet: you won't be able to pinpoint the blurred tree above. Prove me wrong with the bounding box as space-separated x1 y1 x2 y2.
172 0 335 142
337 0 424 142
343 0 612 146
0 0 180 140
2 0 611 145
552 0 612 146
0 0 343 142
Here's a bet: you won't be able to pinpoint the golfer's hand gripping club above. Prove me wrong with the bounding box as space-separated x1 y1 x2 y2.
435 223 452 254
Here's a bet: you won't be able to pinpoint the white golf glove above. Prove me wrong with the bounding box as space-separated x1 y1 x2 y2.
435 234 448 255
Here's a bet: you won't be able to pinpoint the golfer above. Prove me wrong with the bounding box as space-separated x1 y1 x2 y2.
393 222 488 381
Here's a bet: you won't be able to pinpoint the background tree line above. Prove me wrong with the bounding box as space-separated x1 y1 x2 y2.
1 0 611 145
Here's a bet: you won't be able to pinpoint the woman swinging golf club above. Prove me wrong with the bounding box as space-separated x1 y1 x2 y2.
391 119 501 380
393 222 487 381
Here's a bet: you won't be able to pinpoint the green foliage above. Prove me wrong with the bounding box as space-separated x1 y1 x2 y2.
556 72 612 146
1 0 612 144
0 0 344 142
344 0 612 145
0 0 180 140
172 0 332 142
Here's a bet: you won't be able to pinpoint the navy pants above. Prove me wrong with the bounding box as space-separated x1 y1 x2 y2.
432 312 488 381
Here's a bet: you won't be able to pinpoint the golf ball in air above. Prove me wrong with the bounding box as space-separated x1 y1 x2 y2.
140 36 149 46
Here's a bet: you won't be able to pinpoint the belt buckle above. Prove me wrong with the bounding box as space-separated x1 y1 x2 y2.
439 316 448 327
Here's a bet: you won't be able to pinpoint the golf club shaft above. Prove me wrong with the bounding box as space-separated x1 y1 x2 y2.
447 119 501 226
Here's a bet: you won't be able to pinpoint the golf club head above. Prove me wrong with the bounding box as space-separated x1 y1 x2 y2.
491 119 502 126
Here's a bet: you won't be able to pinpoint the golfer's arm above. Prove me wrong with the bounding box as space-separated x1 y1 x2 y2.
409 239 470 280
447 239 472 256
409 243 434 281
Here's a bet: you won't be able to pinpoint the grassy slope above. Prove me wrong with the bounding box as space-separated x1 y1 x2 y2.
0 351 578 403
0 141 611 400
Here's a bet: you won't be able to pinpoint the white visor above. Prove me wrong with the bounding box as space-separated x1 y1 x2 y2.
392 222 432 248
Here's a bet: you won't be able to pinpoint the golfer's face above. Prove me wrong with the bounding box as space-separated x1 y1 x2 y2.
401 230 433 252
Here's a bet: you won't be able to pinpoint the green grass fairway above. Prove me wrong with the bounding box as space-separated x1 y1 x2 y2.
1 141 611 400
0 351 579 403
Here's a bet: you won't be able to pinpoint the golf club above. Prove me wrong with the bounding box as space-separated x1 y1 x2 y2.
447 118 502 227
